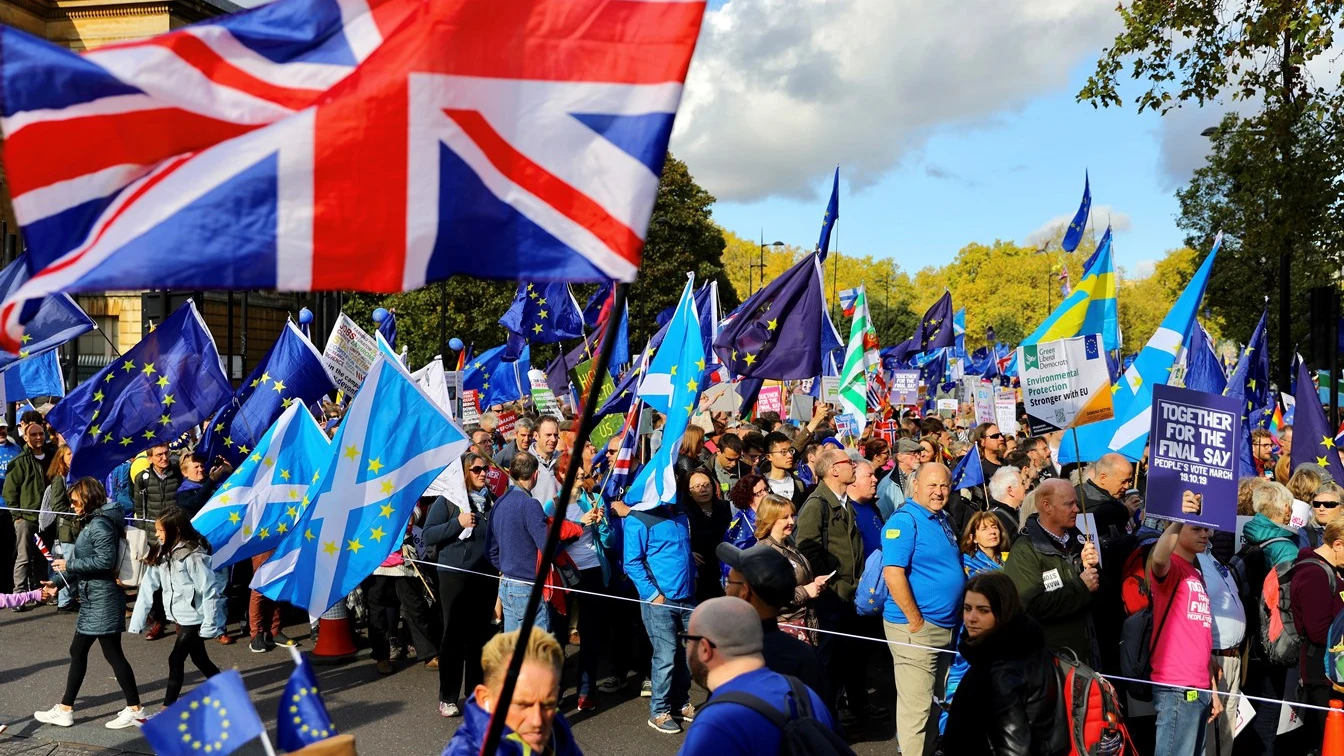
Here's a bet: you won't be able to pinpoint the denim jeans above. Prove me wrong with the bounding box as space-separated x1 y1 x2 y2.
640 600 692 717
499 580 550 633
1153 686 1211 756
56 542 75 608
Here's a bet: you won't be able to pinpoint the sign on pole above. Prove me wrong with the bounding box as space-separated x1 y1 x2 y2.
994 389 1019 436
890 370 920 406
321 313 378 397
1146 384 1240 531
974 381 995 425
527 369 562 417
1017 334 1114 435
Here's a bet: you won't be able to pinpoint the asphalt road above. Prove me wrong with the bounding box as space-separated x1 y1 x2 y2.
0 605 903 755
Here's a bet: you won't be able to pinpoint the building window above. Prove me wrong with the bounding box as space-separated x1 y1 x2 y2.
77 316 118 358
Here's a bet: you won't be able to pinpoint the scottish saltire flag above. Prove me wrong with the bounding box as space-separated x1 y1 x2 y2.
914 291 955 352
1060 235 1220 463
1022 226 1119 351
838 287 878 434
375 331 402 365
49 301 230 480
461 343 531 409
499 282 584 360
1183 321 1227 396
252 356 469 616
0 255 93 372
953 308 967 357
0 0 709 352
951 445 984 491
1061 171 1092 252
0 350 64 404
627 278 704 509
200 322 333 468
816 167 839 260
1224 309 1271 478
276 649 337 752
140 670 263 756
376 310 397 349
195 403 333 569
713 254 825 380
1292 359 1344 483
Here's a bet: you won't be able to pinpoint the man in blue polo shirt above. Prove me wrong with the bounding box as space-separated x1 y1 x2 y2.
678 596 834 755
880 462 964 756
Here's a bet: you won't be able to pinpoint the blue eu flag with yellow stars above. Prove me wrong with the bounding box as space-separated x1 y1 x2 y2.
712 253 825 380
140 669 264 756
816 166 839 261
914 291 955 352
1061 170 1092 253
199 321 334 468
0 253 94 372
277 649 337 751
499 282 584 361
1290 358 1344 484
48 301 231 481
951 444 984 491
462 343 531 409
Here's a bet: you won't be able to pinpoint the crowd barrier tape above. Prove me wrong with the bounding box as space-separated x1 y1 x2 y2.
1 505 155 523
405 556 1340 715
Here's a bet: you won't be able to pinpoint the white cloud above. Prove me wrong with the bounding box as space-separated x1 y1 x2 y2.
1025 205 1132 247
671 0 1121 202
1130 259 1157 279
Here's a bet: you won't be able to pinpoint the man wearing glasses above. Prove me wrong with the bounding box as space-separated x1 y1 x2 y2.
1250 428 1277 479
761 432 806 508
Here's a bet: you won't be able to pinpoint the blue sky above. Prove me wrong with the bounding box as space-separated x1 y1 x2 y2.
674 0 1224 280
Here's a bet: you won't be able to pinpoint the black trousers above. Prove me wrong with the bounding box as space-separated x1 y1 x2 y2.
815 594 869 712
63 632 140 707
164 624 221 706
573 567 608 696
436 569 497 704
368 574 439 661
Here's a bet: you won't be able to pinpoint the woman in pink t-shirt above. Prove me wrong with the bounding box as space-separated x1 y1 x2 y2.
1147 500 1224 756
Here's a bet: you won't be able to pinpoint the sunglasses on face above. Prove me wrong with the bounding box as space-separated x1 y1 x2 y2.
985 433 1003 440
1314 499 1341 509
469 466 488 474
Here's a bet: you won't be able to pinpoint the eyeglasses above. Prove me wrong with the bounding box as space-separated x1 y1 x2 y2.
833 459 854 466
1313 499 1341 509
770 448 796 456
753 486 767 496
468 466 488 474
678 633 717 648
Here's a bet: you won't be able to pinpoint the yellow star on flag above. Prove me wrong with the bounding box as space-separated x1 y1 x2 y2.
539 309 549 319
695 358 706 371
744 352 757 366
343 445 359 461
238 445 250 456
159 414 172 427
322 541 338 555
259 372 272 385
276 522 288 534
156 375 170 389
346 538 363 554
142 430 156 440
122 360 135 373
369 526 387 542
93 390 104 402
1325 436 1337 450
20 333 30 344
766 318 778 331
379 503 395 518
227 511 241 524
272 379 287 393
162 394 177 407
380 479 395 496
280 469 291 481
686 378 698 392
214 423 224 433
368 457 384 474
141 362 156 377
532 324 543 334
304 529 315 542
1319 456 1331 468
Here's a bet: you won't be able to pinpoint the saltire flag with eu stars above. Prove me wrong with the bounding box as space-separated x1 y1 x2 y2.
951 444 985 491
199 320 334 468
627 276 705 509
48 301 230 481
1061 170 1092 253
0 254 92 372
913 291 955 352
139 669 263 756
499 282 584 361
277 648 338 752
251 355 469 617
712 253 825 380
462 343 531 410
194 401 334 570
1291 358 1344 484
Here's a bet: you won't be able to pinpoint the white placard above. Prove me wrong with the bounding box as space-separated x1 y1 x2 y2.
1018 334 1115 433
1076 513 1102 567
321 313 378 397
995 389 1019 436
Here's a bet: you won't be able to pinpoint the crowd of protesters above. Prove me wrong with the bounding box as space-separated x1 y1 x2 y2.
4 393 1343 756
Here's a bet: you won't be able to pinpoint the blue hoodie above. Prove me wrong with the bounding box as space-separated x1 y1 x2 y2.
623 505 694 603
441 698 582 756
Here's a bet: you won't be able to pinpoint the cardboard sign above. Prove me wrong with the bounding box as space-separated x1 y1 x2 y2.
790 392 814 423
569 357 622 448
1076 513 1102 566
936 398 958 416
321 313 378 397
496 410 518 441
994 389 1019 436
1018 334 1114 434
890 370 920 406
460 389 481 426
1147 384 1240 531
974 381 995 425
757 385 784 416
821 376 841 404
527 369 562 416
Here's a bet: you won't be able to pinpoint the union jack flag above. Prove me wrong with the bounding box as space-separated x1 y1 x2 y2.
0 0 707 351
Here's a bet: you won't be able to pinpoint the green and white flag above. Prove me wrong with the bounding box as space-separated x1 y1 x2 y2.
838 285 879 435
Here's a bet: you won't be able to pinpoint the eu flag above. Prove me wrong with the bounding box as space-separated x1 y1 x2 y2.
583 280 614 329
1223 309 1269 478
0 349 64 404
914 291 955 352
1184 321 1227 396
951 444 984 491
48 301 231 481
376 309 397 349
1291 358 1344 484
139 669 263 756
462 343 531 409
499 282 584 360
199 321 334 468
816 167 839 261
1061 171 1092 253
277 649 337 751
0 254 93 371
712 253 825 380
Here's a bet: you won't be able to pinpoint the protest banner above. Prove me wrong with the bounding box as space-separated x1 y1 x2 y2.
890 370 920 406
835 413 860 439
936 398 958 416
460 389 481 427
1017 334 1114 435
569 357 622 448
1146 384 1239 531
321 313 378 397
974 381 994 425
527 369 562 417
821 376 840 404
994 389 1019 436
497 410 518 441
789 391 814 423
757 385 784 416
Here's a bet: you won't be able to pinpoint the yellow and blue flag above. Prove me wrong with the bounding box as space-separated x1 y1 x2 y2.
914 291 955 352
139 669 263 756
1061 171 1091 253
1291 358 1344 483
48 301 231 480
277 649 337 752
714 254 826 380
0 254 93 371
1023 224 1118 351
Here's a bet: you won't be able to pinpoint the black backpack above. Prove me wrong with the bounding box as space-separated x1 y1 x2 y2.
1228 535 1294 656
698 674 855 756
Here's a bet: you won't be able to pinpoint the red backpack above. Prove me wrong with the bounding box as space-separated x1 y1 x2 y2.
1054 650 1135 756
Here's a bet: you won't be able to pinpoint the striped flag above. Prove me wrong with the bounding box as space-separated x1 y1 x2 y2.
839 286 879 435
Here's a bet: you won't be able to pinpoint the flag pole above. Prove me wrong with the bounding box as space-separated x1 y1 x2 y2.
258 730 279 756
479 282 628 756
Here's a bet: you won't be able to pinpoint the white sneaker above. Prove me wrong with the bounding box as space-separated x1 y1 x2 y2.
104 706 147 730
34 705 74 727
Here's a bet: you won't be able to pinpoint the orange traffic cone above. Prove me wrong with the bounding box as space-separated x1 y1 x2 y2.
1324 699 1344 756
310 602 357 663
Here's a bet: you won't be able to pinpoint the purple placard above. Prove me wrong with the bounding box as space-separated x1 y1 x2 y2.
1146 383 1240 531
890 370 920 405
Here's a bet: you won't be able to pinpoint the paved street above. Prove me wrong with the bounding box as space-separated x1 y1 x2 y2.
0 605 901 755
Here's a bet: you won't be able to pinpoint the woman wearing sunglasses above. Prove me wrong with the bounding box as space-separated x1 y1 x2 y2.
423 452 499 719
1295 472 1339 549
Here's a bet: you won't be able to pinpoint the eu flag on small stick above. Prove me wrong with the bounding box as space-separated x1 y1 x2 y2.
139 669 264 756
277 647 338 752
951 444 984 491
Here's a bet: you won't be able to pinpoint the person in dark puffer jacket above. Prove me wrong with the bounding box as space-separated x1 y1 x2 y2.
5 419 54 597
131 444 182 528
942 571 1068 756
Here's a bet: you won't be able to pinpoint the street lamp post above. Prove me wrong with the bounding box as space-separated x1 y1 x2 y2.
755 238 785 294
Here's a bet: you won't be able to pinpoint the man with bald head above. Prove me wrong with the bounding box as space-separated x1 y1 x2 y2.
1082 452 1136 536
1003 478 1101 664
680 597 835 754
879 462 965 756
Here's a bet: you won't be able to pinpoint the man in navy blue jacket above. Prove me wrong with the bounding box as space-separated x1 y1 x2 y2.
624 497 697 734
487 454 551 633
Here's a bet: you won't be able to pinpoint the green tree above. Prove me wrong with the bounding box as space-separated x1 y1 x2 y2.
344 278 516 368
